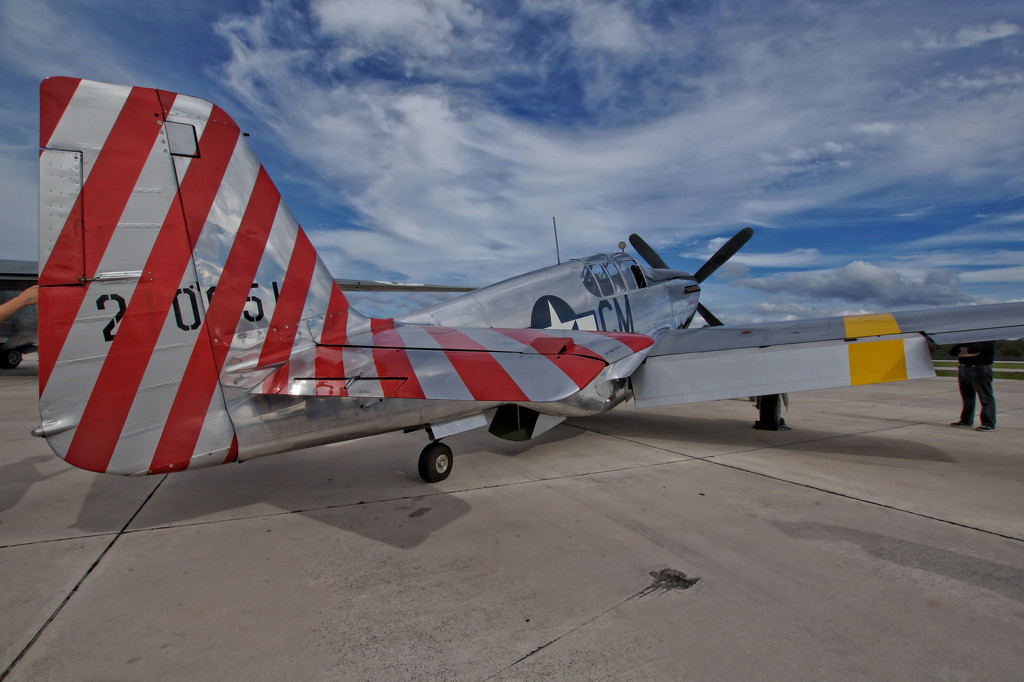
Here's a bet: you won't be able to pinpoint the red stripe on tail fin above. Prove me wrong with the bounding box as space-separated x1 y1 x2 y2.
320 285 352 344
39 77 81 148
148 167 280 473
258 228 317 367
38 87 166 393
61 113 240 473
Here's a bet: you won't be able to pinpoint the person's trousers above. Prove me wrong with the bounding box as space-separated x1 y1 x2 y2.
958 364 996 428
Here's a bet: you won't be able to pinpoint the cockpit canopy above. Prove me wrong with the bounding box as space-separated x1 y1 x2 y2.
579 254 647 297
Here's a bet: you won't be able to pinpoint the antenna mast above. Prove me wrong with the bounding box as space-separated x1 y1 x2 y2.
552 217 561 264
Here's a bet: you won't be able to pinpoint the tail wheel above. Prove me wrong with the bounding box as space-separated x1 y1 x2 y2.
418 441 453 483
0 349 22 369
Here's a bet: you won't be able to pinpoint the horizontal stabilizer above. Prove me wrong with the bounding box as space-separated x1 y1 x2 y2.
247 325 654 403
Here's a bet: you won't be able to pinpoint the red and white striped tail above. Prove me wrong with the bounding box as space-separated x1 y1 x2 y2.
37 77 370 475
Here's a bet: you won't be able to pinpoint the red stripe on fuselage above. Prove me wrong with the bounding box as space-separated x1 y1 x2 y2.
315 286 354 395
148 166 281 473
261 363 292 395
423 327 529 401
493 328 605 389
39 87 166 393
62 112 240 473
593 331 654 353
371 317 394 332
224 434 239 464
313 345 348 397
371 330 425 398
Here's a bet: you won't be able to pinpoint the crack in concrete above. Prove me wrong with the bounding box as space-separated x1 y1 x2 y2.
485 567 699 680
1 476 167 681
568 421 1024 544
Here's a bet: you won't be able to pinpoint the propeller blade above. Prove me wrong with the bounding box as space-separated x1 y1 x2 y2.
693 227 754 283
628 233 670 269
696 302 724 327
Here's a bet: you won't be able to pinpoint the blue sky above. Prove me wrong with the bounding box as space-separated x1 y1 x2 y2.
2 0 1022 321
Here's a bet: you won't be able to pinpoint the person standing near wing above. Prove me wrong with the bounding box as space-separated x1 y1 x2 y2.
949 340 997 431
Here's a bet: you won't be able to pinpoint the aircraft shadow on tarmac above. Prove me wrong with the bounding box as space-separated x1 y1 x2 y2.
0 455 62 515
60 411 586 548
773 521 1024 602
68 432 582 549
568 409 957 463
67 408 954 545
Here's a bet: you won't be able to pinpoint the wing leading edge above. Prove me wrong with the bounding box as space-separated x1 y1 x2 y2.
631 302 1024 408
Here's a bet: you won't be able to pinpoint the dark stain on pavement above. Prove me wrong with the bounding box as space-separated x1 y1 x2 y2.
774 521 1024 603
639 568 700 597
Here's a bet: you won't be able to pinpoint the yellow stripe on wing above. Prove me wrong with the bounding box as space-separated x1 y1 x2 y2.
843 312 900 337
844 313 908 386
848 339 909 385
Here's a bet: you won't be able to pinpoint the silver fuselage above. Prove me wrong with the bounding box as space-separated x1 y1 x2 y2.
399 253 699 337
231 253 700 462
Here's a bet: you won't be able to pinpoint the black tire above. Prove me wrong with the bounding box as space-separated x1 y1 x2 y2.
0 349 22 370
753 394 782 430
418 441 453 483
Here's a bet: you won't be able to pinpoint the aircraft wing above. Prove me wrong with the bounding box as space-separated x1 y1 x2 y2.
241 325 654 403
334 278 474 293
631 302 1024 408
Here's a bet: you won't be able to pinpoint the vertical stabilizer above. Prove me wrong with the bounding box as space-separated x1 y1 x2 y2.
37 77 369 474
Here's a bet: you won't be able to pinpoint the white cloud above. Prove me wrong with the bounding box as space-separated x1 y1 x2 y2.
886 248 1024 271
312 0 483 59
921 20 1022 50
960 265 1024 283
0 0 138 82
733 248 824 268
907 222 1024 249
208 0 1024 293
3 0 1024 310
688 238 824 269
346 289 460 317
934 70 1024 91
569 2 647 54
737 260 972 307
747 300 840 321
853 122 896 136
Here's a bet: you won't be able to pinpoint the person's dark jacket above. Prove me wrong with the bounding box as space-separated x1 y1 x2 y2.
950 341 996 366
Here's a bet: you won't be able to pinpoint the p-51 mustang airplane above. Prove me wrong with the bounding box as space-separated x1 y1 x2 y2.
35 77 1024 481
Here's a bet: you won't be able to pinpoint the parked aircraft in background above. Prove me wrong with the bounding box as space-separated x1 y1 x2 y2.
0 260 39 369
34 78 1024 481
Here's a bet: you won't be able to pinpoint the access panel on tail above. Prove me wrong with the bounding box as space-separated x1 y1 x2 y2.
37 77 372 474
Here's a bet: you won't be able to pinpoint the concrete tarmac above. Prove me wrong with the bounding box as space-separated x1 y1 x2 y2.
2 355 1023 680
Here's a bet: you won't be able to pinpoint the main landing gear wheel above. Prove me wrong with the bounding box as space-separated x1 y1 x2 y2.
753 394 790 431
0 349 22 369
418 441 453 483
